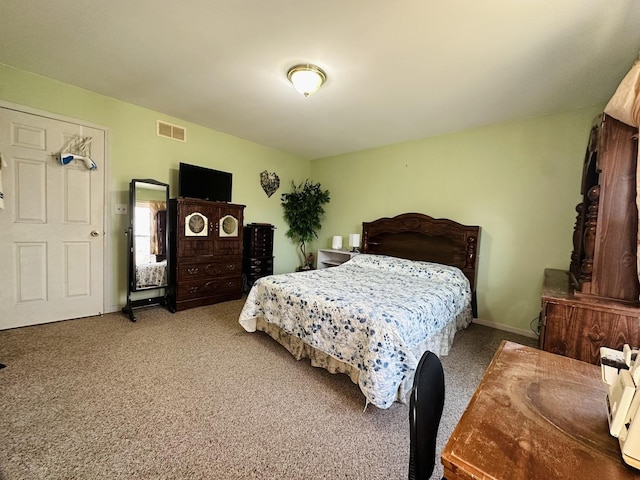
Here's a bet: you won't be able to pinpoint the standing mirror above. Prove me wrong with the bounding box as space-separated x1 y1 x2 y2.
122 179 172 321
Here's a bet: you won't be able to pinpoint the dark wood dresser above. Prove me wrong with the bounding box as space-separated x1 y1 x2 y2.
540 269 640 364
242 223 274 291
539 114 640 364
168 198 245 311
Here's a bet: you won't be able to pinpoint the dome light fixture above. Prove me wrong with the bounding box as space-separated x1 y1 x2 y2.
287 64 326 97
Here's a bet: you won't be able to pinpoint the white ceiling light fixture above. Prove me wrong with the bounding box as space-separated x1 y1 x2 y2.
287 64 327 97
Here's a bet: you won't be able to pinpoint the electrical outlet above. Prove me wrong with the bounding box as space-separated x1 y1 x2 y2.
115 204 127 215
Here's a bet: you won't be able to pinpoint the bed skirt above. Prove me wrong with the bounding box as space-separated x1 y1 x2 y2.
254 315 461 407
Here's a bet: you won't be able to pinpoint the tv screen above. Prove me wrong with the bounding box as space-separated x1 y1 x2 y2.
179 162 232 202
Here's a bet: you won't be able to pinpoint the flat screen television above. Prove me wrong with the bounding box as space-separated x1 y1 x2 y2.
179 162 232 202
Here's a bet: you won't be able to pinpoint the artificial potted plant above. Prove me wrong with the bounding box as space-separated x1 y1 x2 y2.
281 179 330 270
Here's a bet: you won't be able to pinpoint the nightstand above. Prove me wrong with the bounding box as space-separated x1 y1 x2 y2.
317 249 358 269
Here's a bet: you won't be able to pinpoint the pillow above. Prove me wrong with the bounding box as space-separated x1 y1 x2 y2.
348 254 468 285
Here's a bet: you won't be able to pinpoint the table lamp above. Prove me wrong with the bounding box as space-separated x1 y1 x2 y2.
349 233 360 253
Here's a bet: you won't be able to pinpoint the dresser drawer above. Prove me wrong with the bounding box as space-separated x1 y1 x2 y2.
246 239 273 255
247 265 273 276
249 229 273 240
244 226 274 257
178 260 241 281
244 256 272 271
244 256 273 267
247 225 273 235
177 276 242 300
248 245 272 257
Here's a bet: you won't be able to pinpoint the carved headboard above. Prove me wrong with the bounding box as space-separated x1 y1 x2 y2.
361 212 481 293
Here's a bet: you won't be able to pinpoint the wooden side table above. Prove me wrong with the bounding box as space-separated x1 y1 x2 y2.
441 340 639 479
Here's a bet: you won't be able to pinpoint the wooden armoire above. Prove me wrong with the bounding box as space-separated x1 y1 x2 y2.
540 114 640 364
168 198 245 311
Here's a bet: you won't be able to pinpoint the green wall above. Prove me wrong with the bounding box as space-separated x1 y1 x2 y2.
1 63 606 335
311 106 604 335
0 64 310 313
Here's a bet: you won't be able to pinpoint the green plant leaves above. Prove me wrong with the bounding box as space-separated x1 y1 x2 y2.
281 179 330 264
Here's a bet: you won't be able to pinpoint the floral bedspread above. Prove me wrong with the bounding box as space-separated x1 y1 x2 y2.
135 260 167 288
239 254 472 408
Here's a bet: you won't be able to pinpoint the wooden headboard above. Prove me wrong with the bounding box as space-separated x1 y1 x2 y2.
361 212 481 292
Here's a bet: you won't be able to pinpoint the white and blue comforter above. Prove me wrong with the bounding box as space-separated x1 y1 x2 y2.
239 254 472 408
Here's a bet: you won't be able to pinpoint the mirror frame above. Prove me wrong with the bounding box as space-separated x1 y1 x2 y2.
123 178 171 321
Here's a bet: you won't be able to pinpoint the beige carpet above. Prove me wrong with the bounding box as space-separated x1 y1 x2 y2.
0 299 536 479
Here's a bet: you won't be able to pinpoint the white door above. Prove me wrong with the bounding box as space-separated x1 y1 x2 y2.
0 107 105 330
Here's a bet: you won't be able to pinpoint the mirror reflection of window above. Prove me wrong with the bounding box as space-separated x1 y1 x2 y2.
134 203 153 265
134 201 167 265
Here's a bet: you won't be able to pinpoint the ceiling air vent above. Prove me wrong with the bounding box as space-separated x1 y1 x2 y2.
157 120 186 142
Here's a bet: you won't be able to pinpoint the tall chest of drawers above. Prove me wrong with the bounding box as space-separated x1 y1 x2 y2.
242 223 274 290
168 198 245 311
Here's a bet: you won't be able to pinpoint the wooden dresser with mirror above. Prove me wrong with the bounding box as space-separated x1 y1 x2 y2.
540 114 640 364
168 198 245 311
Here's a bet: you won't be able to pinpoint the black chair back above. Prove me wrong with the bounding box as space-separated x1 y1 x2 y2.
408 351 445 480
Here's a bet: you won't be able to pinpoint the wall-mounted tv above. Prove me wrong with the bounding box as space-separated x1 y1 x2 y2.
179 162 232 202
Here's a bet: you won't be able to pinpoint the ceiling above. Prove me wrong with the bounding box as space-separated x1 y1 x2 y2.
2 1 640 159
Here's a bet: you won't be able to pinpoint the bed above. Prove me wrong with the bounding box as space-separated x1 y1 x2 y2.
135 259 167 289
239 213 480 409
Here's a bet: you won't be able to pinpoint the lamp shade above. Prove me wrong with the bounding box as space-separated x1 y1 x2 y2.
332 236 343 250
287 64 326 97
349 233 360 248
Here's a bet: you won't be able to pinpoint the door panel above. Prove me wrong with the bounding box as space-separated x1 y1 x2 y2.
65 167 92 223
15 158 47 222
15 242 48 302
64 241 92 297
0 107 105 329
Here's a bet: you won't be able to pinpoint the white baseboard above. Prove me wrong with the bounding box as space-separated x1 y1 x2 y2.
472 318 539 339
107 304 121 314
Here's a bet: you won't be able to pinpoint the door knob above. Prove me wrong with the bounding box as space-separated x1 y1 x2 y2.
91 230 100 237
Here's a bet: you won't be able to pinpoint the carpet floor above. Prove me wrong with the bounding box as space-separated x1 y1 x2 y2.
0 299 536 479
